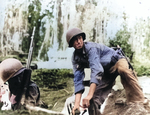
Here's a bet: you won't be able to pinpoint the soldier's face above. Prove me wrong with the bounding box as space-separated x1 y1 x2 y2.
73 36 84 49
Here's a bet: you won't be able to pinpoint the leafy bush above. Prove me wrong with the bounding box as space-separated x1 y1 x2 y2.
109 26 150 76
133 65 150 76
109 25 134 61
31 69 73 89
137 66 150 76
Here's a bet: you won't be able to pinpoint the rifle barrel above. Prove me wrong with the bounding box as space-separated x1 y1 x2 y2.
26 27 36 69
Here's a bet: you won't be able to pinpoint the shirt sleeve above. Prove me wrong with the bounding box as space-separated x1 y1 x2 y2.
87 47 104 85
72 57 85 94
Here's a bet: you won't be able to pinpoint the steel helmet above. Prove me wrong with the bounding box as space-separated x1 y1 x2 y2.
0 58 23 83
66 27 86 47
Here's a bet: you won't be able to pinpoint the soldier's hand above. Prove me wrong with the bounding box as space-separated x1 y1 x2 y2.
82 96 91 108
72 105 80 115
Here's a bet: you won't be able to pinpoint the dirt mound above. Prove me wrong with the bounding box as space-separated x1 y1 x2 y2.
102 89 150 115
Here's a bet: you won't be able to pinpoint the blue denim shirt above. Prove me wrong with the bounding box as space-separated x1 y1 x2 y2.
72 42 124 94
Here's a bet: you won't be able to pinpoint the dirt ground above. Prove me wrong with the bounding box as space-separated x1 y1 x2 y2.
100 76 150 115
101 89 150 115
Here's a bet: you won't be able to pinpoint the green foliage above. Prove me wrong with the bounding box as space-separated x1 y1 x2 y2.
57 22 64 50
22 1 56 61
22 0 46 60
133 60 150 76
143 34 150 60
134 66 150 76
109 25 134 61
40 45 49 61
57 4 64 50
31 69 73 89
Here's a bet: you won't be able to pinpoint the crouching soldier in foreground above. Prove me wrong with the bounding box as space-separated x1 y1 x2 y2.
0 58 40 110
66 27 145 115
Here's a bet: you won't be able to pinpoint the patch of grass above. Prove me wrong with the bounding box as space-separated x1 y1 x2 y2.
32 69 74 111
30 69 74 112
39 77 74 111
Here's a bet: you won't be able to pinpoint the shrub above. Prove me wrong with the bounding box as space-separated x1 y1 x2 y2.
31 69 73 89
109 25 134 61
134 65 150 76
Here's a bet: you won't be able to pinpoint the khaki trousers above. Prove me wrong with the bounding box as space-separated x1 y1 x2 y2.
88 58 144 115
110 58 144 103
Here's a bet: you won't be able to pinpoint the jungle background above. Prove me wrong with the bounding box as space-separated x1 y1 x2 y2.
0 0 150 114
